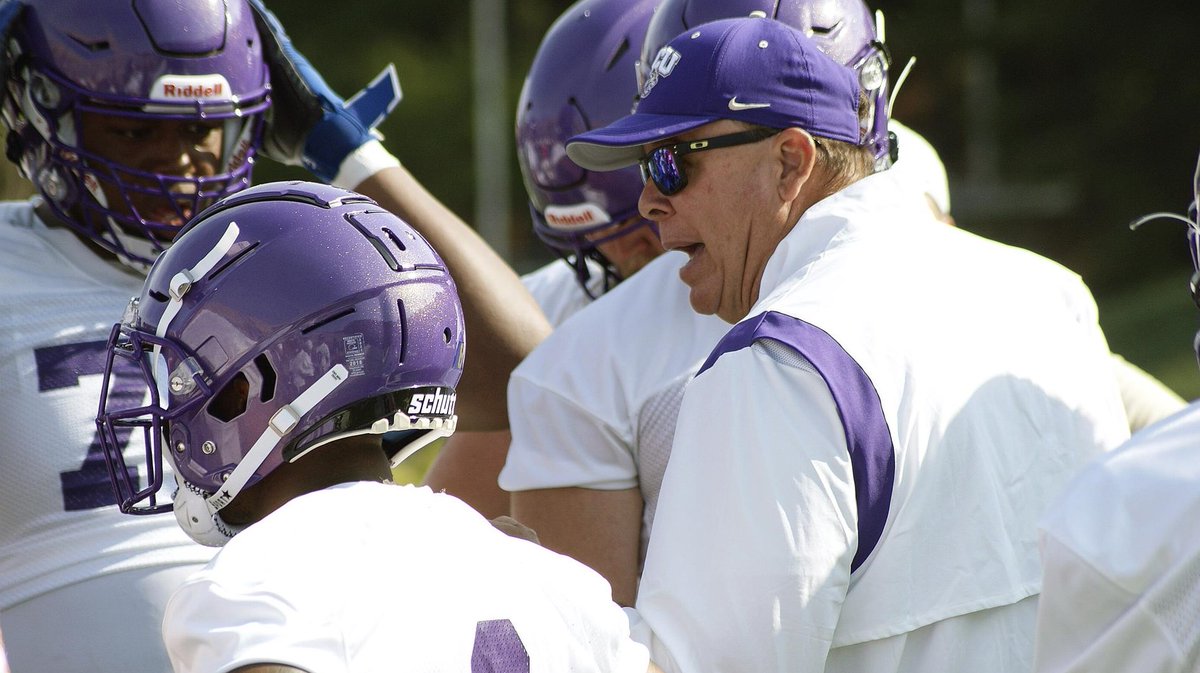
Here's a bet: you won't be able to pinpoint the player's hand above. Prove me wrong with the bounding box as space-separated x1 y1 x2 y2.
248 0 402 184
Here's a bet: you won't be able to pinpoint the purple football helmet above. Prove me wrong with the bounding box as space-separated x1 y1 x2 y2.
638 0 894 169
96 181 466 545
1 0 270 267
516 0 659 297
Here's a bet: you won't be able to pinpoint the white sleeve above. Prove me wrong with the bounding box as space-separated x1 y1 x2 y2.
163 578 347 673
634 341 855 673
1032 533 1181 673
500 369 638 492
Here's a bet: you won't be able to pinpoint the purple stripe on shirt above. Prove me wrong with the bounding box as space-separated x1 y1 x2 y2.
698 310 895 572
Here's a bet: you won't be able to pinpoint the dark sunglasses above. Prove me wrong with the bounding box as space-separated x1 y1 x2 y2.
638 127 781 196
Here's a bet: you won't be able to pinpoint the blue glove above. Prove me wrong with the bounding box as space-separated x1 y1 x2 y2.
249 0 402 183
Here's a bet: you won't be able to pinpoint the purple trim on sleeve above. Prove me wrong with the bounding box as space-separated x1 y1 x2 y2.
698 311 895 572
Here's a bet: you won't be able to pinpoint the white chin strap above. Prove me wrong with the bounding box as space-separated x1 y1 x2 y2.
150 222 240 408
172 478 245 547
173 364 350 547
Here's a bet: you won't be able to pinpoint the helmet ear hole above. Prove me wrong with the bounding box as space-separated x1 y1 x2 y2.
208 371 250 422
253 353 276 403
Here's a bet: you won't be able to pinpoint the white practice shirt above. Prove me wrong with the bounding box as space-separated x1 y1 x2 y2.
631 173 1131 673
502 251 731 559
0 200 213 667
1034 401 1200 673
520 257 604 327
164 481 649 673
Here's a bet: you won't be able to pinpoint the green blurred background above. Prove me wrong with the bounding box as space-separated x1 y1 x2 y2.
5 0 1196 410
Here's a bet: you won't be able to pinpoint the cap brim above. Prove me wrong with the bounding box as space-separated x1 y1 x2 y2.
566 113 720 171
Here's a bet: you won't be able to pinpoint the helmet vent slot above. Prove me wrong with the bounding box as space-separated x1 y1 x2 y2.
254 354 276 403
383 227 407 251
810 21 843 36
397 299 408 365
208 372 249 422
67 35 110 53
300 308 355 335
148 289 170 303
206 242 258 281
604 37 630 72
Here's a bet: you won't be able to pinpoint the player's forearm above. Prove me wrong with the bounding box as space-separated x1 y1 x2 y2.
512 486 643 607
354 166 552 431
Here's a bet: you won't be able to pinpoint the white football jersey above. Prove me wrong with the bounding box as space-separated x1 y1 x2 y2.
520 257 604 327
0 200 213 668
632 173 1130 673
1034 401 1200 673
502 251 731 560
164 481 650 673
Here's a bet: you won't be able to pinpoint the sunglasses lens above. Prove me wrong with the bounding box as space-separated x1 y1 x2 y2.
646 147 685 195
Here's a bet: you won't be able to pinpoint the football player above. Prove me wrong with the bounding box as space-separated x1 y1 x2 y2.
1033 152 1200 673
0 2 267 669
96 181 655 673
423 0 665 519
0 0 547 670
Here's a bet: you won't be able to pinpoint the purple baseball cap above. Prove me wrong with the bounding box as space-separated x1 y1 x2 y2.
566 17 862 171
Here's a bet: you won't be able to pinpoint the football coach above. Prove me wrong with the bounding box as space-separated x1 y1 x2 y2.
565 16 1129 673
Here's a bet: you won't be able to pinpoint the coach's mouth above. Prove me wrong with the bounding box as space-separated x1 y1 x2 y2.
676 243 707 286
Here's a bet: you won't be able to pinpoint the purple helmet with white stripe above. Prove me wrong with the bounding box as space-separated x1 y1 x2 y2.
638 0 894 169
2 0 270 267
96 181 465 546
516 0 658 297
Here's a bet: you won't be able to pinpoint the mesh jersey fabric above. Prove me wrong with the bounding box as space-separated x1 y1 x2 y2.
0 199 214 670
1035 402 1200 673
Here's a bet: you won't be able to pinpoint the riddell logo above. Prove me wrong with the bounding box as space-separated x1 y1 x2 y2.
543 203 610 231
162 82 223 98
150 75 233 102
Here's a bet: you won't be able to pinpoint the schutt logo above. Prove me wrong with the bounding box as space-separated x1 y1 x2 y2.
407 389 457 416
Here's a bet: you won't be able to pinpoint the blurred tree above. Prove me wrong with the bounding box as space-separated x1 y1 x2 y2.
878 0 1198 295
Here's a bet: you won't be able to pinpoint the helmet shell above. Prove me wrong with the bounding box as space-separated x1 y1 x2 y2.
516 0 659 295
98 181 465 505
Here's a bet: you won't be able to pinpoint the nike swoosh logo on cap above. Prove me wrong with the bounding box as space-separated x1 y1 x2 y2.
728 97 771 111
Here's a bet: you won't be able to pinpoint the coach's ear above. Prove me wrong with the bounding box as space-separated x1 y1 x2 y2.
775 127 818 203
